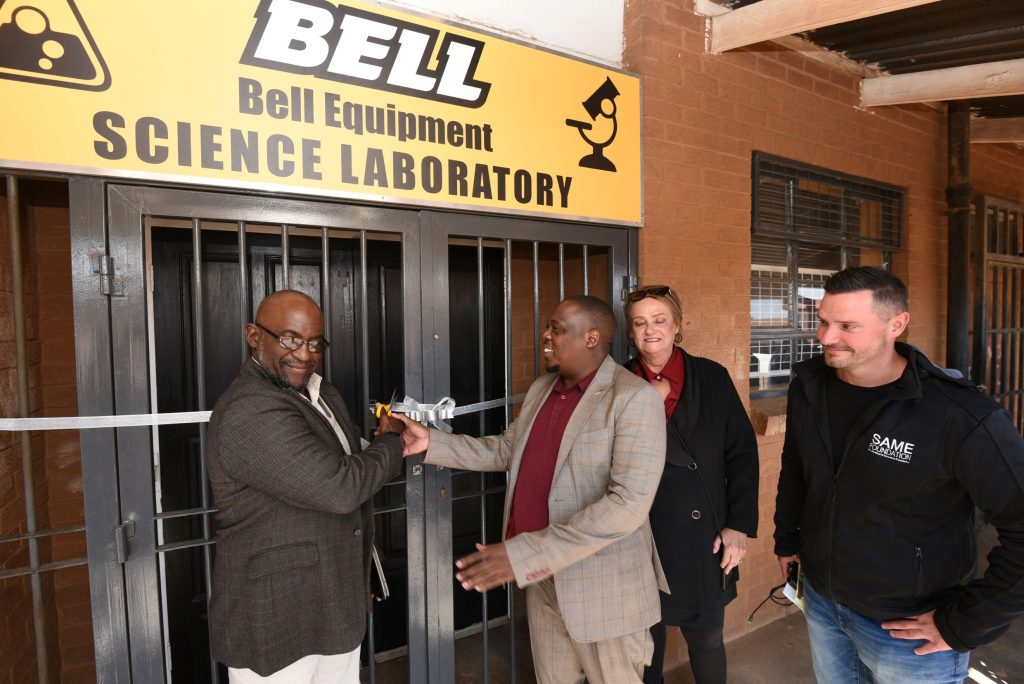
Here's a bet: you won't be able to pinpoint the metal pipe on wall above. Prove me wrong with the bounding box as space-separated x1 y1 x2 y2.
946 101 972 375
6 175 51 683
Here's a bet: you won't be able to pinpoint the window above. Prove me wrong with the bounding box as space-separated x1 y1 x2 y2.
749 153 903 397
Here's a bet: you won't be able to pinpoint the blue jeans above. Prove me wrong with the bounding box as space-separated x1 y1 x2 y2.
802 577 969 684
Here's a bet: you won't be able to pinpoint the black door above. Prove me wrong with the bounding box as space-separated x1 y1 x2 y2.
150 226 409 680
75 184 634 683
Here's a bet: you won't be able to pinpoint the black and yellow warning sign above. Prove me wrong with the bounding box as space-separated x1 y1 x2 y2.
0 0 642 225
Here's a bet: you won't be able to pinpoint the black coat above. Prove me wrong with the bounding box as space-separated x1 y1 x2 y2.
626 350 760 627
207 359 404 675
774 343 1024 651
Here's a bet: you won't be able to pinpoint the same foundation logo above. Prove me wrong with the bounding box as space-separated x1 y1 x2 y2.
0 0 110 90
868 433 915 464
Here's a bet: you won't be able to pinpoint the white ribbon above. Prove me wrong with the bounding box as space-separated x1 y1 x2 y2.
390 395 456 432
0 411 212 432
0 394 525 433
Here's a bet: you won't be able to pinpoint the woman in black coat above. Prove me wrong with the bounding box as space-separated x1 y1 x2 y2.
624 285 759 684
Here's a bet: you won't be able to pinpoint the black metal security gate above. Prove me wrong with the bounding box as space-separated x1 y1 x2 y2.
973 195 1024 433
71 181 633 683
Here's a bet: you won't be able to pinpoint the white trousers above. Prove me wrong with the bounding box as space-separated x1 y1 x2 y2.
228 647 360 684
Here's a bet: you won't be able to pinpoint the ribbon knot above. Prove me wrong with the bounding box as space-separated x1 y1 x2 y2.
391 396 456 432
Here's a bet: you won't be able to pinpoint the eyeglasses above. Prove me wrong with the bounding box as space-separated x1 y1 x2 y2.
627 285 672 302
254 322 330 354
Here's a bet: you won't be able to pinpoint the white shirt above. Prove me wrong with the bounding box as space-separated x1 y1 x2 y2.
303 372 352 455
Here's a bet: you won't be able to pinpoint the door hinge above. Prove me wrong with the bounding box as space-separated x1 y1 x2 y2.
621 274 639 300
114 520 136 564
92 253 125 297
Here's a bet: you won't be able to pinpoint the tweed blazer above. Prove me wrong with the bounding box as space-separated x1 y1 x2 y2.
206 358 403 676
427 355 668 643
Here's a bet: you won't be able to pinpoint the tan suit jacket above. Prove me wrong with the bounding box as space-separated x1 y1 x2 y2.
427 355 668 642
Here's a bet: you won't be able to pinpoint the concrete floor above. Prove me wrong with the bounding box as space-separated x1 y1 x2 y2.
367 524 1024 683
664 610 1024 684
369 605 1024 683
666 522 1022 684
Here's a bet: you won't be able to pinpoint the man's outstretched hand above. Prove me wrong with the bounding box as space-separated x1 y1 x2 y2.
455 543 515 592
393 413 430 456
376 412 404 436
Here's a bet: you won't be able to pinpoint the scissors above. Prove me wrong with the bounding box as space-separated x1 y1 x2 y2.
370 389 399 419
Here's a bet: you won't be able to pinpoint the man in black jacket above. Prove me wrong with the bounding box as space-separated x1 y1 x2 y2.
774 266 1024 684
207 290 404 682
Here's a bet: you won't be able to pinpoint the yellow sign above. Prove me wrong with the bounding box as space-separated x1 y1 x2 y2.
0 0 642 225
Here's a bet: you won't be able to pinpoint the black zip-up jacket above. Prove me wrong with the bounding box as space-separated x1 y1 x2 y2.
774 343 1024 652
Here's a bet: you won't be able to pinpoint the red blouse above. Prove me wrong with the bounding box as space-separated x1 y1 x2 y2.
633 346 685 420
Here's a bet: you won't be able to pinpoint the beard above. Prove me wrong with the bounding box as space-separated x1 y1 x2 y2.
269 370 298 390
822 347 853 368
255 348 305 390
545 363 560 374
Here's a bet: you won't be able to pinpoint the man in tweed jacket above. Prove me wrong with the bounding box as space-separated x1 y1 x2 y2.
397 296 668 683
207 290 404 681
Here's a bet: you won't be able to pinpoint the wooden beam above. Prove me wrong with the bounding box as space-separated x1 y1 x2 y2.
861 58 1024 107
972 117 1024 144
709 0 939 54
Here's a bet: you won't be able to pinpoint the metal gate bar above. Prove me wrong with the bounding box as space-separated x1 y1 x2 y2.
359 231 371 440
503 237 517 684
237 221 250 365
582 245 589 296
364 230 378 684
476 237 491 683
189 219 219 684
321 226 333 379
558 243 565 300
999 262 1024 429
532 241 540 377
281 224 291 289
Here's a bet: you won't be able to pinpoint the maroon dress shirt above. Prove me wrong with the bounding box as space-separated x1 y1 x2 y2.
505 369 598 539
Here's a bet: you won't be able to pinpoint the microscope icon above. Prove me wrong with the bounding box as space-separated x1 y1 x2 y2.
565 77 620 172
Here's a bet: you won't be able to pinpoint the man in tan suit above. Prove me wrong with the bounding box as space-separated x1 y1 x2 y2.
397 295 667 683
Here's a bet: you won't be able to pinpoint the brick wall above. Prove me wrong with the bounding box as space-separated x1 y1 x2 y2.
973 144 1024 206
622 0 1024 671
0 182 94 683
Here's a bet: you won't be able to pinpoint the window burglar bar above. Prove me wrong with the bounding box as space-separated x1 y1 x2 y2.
749 153 903 397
